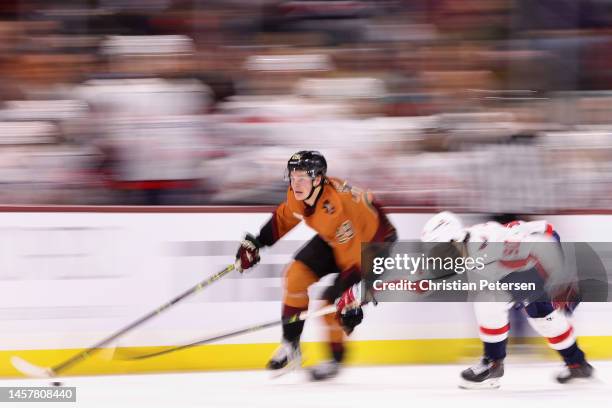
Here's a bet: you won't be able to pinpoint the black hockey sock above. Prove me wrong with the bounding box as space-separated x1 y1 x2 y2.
331 342 345 363
484 339 507 361
282 304 307 344
557 342 586 366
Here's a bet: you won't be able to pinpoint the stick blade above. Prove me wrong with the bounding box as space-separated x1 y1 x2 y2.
109 347 141 361
10 357 54 378
97 345 119 361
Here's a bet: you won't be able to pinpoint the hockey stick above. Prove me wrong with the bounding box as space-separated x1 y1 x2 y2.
114 304 339 361
10 263 236 378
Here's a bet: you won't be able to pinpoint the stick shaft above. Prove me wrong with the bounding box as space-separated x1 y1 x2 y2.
52 264 235 373
125 304 338 360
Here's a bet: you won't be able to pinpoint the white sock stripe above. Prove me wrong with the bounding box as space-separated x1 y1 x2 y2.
479 332 509 343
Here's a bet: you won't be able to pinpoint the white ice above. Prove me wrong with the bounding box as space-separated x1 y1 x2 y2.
2 361 611 408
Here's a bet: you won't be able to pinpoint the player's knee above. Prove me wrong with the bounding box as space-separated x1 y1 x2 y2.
473 302 511 325
473 303 511 343
526 308 575 349
283 261 317 308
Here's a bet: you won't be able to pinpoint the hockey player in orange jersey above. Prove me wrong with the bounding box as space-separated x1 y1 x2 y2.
235 151 397 380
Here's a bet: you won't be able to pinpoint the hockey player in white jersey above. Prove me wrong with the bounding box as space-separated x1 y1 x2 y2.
421 212 594 389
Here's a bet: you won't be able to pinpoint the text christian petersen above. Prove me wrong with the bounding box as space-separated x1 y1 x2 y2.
370 253 537 292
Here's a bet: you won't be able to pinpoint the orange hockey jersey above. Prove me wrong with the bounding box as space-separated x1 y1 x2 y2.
257 177 396 279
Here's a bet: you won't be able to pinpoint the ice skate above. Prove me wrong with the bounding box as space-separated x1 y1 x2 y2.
556 362 594 384
309 360 340 381
267 340 302 377
459 357 504 389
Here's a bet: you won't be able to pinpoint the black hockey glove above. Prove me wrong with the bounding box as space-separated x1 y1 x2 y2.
336 282 370 335
339 307 364 335
235 233 262 273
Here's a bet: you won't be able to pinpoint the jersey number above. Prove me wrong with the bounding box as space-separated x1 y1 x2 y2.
336 220 355 244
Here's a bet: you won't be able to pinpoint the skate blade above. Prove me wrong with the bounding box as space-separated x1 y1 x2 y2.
558 376 601 386
309 369 339 382
268 358 302 379
459 378 500 390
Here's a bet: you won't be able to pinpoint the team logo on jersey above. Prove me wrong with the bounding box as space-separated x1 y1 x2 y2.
323 200 335 214
503 241 520 257
336 220 354 243
331 179 355 195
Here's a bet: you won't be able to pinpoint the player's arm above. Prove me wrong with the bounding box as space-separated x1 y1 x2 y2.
328 219 372 334
523 234 565 280
235 201 301 273
507 220 560 242
257 201 301 247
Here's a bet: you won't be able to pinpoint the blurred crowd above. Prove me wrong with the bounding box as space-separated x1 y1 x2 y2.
3 0 612 213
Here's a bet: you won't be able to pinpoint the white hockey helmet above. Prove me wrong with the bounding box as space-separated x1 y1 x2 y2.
421 211 466 242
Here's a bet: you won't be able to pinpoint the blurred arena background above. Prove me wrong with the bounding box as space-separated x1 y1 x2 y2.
1 0 612 212
2 0 612 379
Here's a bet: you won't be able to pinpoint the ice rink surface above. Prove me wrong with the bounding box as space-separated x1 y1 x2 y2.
2 361 611 408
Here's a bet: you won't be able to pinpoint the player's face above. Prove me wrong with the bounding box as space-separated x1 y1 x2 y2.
290 170 316 201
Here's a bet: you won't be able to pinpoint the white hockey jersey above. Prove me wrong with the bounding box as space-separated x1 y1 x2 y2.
463 220 563 285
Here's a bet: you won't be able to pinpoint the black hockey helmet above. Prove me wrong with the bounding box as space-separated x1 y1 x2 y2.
286 150 327 179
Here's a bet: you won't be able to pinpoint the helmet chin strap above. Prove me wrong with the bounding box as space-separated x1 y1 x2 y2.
304 178 321 202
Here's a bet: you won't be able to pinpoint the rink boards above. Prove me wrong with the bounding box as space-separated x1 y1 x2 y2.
0 208 611 377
